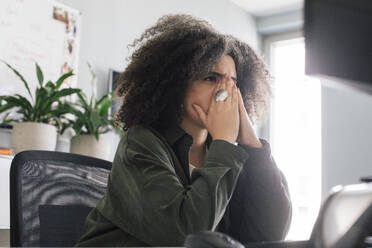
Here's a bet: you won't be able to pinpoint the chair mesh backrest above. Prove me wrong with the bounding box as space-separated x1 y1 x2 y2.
10 151 112 247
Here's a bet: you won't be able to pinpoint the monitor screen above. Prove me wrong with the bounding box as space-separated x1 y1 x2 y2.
304 0 372 94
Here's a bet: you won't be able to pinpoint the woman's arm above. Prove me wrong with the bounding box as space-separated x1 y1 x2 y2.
95 126 250 246
216 88 291 243
217 139 292 243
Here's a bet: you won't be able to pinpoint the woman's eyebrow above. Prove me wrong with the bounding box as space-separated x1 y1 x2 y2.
210 72 237 82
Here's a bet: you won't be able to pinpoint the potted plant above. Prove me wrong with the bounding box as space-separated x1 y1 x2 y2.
0 61 80 154
68 63 121 160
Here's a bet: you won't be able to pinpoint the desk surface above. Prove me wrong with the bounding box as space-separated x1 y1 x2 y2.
0 155 12 229
0 155 13 160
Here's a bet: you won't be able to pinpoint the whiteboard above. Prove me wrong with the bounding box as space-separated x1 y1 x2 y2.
0 0 81 99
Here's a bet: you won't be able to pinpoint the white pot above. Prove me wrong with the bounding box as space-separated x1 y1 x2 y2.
11 122 57 154
56 128 74 153
0 127 12 148
70 134 110 160
56 134 71 153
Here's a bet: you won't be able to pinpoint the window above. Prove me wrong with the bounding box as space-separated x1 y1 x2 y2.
264 34 321 240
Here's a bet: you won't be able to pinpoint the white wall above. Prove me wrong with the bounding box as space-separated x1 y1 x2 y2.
321 83 372 199
256 9 303 36
57 0 258 99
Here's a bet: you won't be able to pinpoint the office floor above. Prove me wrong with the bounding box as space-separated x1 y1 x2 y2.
0 229 10 247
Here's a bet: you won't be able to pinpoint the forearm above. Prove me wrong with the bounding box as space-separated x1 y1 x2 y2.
99 139 249 246
240 139 263 148
218 139 292 243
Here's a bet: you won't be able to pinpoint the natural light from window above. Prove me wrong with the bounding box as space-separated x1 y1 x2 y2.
269 37 321 240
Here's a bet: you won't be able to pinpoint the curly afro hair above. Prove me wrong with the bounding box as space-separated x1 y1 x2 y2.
116 14 272 131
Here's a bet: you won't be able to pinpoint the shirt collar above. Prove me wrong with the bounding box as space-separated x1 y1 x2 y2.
155 123 213 148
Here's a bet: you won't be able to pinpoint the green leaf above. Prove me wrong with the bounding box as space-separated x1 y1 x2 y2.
49 115 62 129
1 112 19 124
50 103 75 118
39 88 80 114
85 112 94 134
34 87 48 111
45 81 54 90
77 91 89 109
61 65 118 138
73 121 83 136
97 97 112 117
70 110 90 136
0 95 34 121
14 94 33 112
55 70 74 89
96 92 113 106
1 61 33 102
59 121 71 135
36 63 44 87
0 102 16 113
54 88 80 99
90 111 101 132
2 95 33 113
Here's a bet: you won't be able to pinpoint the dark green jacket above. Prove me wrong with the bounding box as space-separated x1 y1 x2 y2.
76 124 291 247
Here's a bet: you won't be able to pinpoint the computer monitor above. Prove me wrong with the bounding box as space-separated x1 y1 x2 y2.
304 0 372 94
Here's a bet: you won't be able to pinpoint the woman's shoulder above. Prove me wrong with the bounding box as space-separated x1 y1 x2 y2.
116 125 171 160
125 125 165 145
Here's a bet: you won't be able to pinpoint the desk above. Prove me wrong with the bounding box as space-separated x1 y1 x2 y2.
0 155 13 229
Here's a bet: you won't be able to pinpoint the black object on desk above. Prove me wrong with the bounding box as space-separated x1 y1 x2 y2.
185 231 312 248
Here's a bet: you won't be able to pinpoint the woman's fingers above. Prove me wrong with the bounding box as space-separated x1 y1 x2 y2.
215 74 228 107
209 74 225 110
225 74 234 107
203 73 240 144
193 103 207 126
237 89 246 115
216 73 232 107
232 84 238 108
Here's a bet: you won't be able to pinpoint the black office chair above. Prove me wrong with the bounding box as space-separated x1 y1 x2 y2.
9 150 112 247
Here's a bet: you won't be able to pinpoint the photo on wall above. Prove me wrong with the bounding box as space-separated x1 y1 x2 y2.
108 69 122 116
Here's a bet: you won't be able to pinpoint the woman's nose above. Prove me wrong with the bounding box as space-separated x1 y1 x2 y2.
222 73 234 84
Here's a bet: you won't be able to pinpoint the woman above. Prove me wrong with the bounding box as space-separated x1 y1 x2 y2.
76 14 291 247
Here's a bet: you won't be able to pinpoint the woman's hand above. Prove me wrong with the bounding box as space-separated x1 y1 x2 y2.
193 74 239 144
236 90 263 148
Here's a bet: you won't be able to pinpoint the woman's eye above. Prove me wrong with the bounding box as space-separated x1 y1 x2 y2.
204 76 217 82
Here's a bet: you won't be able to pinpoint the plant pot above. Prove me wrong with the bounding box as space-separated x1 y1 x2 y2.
11 122 57 154
0 127 12 148
70 134 110 160
56 134 71 153
56 128 74 153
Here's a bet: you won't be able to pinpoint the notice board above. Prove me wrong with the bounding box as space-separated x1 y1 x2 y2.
0 0 82 98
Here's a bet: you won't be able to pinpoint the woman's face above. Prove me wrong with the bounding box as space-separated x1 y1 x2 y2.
182 54 237 129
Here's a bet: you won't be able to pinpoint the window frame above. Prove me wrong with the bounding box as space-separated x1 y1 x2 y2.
259 31 304 144
261 31 322 240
